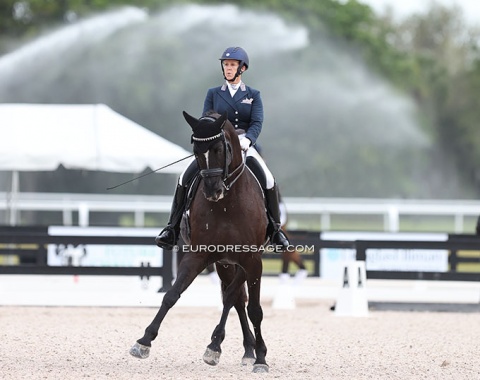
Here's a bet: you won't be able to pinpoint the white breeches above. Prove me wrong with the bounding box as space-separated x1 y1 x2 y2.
244 145 275 189
178 156 196 185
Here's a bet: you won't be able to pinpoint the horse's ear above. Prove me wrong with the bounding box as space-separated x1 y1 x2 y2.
183 111 198 130
219 111 228 129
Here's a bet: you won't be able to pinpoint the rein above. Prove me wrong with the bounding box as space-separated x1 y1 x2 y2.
223 154 246 191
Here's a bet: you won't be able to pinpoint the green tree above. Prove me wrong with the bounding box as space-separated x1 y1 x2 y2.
385 3 480 191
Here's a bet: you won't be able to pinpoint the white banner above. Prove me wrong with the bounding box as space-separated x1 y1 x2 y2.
366 249 448 271
320 232 448 280
47 226 162 267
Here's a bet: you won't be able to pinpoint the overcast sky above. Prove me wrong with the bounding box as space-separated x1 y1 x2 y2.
360 0 480 26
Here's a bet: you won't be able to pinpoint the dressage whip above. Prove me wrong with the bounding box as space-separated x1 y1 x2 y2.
106 154 194 190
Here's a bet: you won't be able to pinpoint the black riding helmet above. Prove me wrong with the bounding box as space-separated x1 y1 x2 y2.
219 47 249 81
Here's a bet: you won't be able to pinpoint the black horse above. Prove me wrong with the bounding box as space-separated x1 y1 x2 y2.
130 111 269 373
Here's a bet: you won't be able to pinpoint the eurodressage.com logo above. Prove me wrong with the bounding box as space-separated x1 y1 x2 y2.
179 244 314 253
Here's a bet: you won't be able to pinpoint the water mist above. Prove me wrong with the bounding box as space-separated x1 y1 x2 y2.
0 4 469 198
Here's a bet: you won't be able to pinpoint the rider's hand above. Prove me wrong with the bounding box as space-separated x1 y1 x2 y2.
239 137 251 151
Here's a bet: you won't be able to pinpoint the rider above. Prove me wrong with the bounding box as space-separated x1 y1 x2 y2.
155 46 290 251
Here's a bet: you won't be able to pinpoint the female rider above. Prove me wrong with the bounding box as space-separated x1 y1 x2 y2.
155 47 289 251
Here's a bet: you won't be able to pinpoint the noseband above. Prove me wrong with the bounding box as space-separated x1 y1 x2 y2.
192 122 245 191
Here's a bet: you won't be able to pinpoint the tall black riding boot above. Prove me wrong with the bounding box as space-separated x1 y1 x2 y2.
265 185 290 250
155 184 187 250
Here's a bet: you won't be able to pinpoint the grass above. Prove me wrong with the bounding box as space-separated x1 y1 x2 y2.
261 254 316 276
286 214 479 234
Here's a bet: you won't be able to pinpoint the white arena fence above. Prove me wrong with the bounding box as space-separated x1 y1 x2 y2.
2 192 480 232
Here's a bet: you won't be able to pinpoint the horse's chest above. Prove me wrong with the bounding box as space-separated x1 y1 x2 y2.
194 205 236 227
190 203 251 241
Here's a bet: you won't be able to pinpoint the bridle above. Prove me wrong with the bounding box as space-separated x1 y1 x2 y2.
192 120 246 192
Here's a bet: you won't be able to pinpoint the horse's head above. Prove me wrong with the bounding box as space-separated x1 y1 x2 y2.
183 110 243 202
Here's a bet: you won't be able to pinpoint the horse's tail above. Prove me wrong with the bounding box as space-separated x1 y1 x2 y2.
222 281 248 303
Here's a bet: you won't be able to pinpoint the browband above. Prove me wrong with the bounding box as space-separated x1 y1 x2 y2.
192 132 222 142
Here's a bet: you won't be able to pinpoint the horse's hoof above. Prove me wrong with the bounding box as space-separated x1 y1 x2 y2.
203 348 221 366
129 342 150 359
241 356 256 366
252 364 269 373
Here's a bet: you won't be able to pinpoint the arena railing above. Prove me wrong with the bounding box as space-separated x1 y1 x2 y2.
2 192 480 232
1 227 478 283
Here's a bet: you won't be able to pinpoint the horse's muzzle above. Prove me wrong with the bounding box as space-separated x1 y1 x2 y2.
204 187 225 202
200 168 225 201
202 177 225 202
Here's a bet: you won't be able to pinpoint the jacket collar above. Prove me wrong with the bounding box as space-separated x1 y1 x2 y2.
221 83 246 92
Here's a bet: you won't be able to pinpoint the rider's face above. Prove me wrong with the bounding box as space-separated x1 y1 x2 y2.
222 59 243 82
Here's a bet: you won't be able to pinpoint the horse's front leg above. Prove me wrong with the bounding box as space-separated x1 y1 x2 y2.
245 255 268 373
203 264 248 366
130 253 207 359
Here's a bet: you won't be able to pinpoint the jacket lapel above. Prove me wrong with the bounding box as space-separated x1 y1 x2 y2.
217 84 247 109
232 87 246 103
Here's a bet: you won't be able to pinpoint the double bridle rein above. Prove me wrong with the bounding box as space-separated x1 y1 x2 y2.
192 127 246 192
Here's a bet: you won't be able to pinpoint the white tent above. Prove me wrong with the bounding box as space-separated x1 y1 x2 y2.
0 103 191 224
0 103 189 172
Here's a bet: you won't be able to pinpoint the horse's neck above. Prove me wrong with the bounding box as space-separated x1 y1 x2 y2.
229 154 243 172
226 131 244 167
228 167 260 199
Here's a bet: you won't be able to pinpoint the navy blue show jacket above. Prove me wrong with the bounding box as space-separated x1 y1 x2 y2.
202 83 263 145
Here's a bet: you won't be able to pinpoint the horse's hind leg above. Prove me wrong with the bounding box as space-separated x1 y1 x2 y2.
203 265 250 366
130 254 206 359
281 250 292 273
219 266 256 366
245 256 269 373
234 283 256 366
